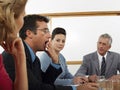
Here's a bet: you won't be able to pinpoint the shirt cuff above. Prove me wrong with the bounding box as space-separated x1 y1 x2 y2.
51 62 61 69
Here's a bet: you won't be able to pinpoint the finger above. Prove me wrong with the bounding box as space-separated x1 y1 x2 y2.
1 42 10 53
89 87 98 90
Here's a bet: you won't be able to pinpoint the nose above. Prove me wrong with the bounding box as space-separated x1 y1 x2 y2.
60 41 63 45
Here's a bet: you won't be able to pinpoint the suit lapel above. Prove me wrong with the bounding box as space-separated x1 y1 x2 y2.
105 52 113 74
93 52 100 75
23 41 33 68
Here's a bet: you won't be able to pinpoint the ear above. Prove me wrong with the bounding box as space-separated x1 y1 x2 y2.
25 30 33 39
109 45 111 49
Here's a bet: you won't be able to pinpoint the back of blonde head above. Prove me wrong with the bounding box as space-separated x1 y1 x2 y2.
0 0 27 44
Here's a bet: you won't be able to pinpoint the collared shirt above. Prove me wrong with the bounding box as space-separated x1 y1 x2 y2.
25 42 36 63
50 55 61 69
51 63 61 69
25 42 76 90
97 52 107 70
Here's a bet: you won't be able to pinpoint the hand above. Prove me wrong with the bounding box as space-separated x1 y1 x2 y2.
1 37 26 61
88 75 97 82
45 40 59 64
108 75 120 81
73 76 88 84
77 83 98 90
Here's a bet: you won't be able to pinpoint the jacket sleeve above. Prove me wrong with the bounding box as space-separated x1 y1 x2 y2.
2 51 15 81
75 56 89 77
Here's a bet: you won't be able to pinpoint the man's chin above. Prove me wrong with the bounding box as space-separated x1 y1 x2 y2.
99 52 105 56
42 47 46 51
39 48 45 51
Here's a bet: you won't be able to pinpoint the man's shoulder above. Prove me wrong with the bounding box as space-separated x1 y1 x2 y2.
2 51 14 60
108 51 119 54
2 51 14 66
108 51 120 57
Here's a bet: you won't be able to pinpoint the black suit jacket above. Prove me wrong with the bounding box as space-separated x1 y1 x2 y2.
2 41 72 90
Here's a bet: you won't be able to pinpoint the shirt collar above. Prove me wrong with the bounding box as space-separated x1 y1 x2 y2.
97 51 107 60
25 42 36 63
97 51 107 69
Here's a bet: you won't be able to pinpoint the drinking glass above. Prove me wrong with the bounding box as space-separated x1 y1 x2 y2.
97 76 105 90
97 76 113 90
113 79 120 90
105 80 113 90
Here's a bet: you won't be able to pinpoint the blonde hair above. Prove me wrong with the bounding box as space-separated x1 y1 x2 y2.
0 0 27 44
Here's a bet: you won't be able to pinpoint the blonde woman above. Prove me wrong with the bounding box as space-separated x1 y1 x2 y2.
0 0 28 90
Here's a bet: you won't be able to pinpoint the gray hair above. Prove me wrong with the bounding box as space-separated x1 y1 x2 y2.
99 33 112 45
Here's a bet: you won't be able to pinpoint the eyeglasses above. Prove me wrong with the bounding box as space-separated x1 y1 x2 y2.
36 28 50 34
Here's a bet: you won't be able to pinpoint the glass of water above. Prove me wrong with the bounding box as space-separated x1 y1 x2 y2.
97 76 105 89
97 76 113 90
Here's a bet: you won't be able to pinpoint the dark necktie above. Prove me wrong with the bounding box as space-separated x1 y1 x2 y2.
33 56 42 80
101 57 106 76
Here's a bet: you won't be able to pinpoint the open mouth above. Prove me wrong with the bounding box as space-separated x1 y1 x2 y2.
45 41 47 45
44 40 49 50
45 40 49 45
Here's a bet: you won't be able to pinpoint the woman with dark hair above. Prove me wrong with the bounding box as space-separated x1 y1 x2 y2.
39 27 87 86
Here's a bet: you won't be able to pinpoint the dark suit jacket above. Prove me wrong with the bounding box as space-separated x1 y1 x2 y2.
2 41 72 90
75 51 120 79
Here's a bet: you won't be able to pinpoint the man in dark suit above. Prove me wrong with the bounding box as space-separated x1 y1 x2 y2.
75 33 120 82
2 14 98 90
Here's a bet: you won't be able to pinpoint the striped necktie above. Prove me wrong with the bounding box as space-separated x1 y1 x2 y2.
101 56 106 76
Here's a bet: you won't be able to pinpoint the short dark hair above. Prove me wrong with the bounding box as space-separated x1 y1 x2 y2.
51 27 66 40
19 14 49 40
